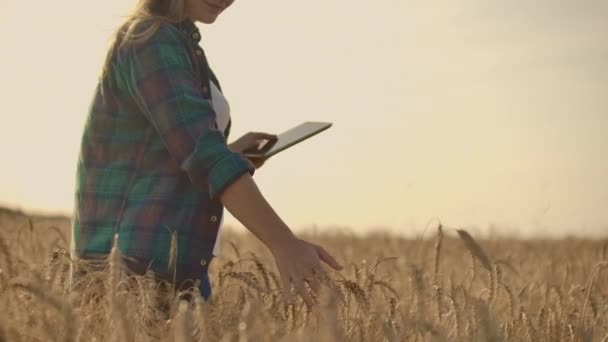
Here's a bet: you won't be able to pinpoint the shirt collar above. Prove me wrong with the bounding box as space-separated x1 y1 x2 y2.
174 18 201 43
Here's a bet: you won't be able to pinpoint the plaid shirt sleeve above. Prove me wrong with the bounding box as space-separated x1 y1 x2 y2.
120 26 254 199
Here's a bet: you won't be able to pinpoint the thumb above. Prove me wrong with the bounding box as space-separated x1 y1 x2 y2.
261 134 278 143
260 132 277 139
316 245 343 271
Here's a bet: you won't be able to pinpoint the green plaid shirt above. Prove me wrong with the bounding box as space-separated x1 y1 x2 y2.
71 19 254 285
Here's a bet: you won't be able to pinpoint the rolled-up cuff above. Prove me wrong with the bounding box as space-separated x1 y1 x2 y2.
208 152 255 200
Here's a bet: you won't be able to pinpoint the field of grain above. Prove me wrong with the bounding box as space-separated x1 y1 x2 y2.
0 208 607 341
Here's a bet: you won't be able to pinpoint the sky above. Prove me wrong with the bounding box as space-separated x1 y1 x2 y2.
0 0 607 238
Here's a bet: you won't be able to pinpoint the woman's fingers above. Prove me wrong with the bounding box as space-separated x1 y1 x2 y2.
261 132 277 139
316 245 343 270
293 277 315 307
272 239 342 307
280 268 295 304
307 273 322 295
251 132 277 140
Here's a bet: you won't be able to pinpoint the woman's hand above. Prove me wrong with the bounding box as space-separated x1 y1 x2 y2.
229 132 277 155
219 173 343 306
229 132 276 170
270 236 343 307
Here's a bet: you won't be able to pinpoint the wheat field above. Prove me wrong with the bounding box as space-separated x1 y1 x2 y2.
0 208 607 341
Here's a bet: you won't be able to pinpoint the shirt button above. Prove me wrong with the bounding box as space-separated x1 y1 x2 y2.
201 85 209 94
192 32 200 40
200 259 207 266
210 215 218 222
195 49 203 56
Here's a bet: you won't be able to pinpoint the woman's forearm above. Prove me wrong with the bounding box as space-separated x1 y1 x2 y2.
219 172 296 250
220 172 343 307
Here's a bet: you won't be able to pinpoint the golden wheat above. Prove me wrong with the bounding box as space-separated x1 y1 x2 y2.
0 210 606 341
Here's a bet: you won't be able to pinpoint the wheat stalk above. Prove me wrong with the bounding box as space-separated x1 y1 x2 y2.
580 261 608 326
434 225 443 284
456 229 492 271
10 279 76 342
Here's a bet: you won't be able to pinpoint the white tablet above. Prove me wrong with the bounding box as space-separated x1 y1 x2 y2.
242 121 332 159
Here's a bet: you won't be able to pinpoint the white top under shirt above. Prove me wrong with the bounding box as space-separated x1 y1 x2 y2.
210 80 230 257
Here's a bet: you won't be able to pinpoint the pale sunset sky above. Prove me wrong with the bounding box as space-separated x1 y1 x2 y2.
0 1 606 238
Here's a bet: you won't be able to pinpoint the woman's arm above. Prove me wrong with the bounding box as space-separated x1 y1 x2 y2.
220 172 294 249
220 172 343 306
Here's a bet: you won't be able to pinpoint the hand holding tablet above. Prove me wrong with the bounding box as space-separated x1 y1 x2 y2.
241 122 332 159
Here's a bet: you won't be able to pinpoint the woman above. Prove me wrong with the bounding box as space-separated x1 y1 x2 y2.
70 0 342 307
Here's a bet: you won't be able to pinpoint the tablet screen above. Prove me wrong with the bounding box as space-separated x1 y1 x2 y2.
243 121 332 158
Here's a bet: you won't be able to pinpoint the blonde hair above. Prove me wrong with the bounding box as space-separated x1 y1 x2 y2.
100 0 187 80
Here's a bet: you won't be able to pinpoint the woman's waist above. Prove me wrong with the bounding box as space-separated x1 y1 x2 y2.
73 226 218 283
